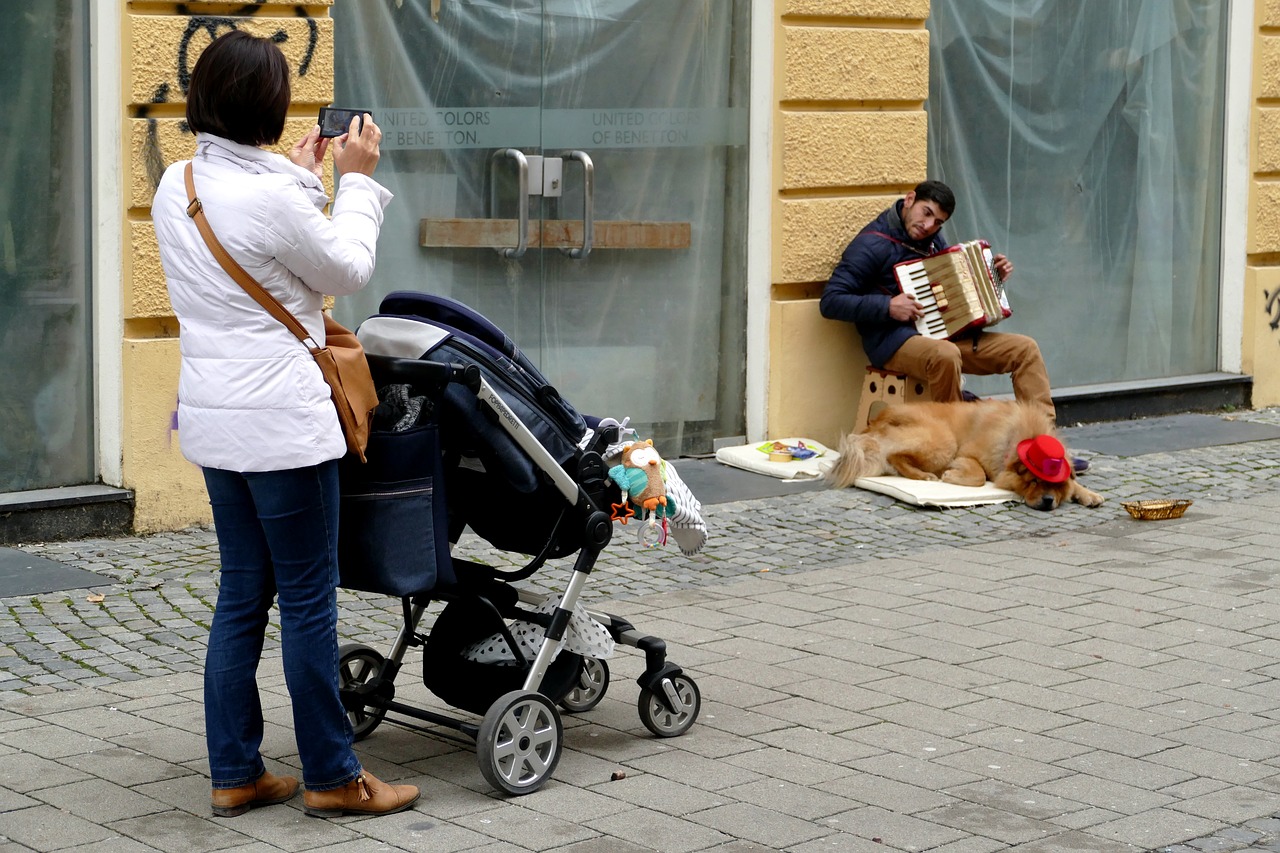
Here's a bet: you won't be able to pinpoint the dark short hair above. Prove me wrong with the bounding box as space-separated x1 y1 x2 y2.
913 180 956 217
186 30 290 146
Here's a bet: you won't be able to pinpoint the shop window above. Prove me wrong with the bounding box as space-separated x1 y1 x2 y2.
927 1 1227 389
0 1 93 491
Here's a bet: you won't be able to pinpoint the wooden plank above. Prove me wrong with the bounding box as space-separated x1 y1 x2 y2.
420 218 691 250
420 218 523 249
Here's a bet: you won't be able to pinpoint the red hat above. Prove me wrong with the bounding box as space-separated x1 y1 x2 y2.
1016 434 1071 483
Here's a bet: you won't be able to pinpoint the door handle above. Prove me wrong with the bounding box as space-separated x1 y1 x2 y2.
489 148 529 258
560 150 594 259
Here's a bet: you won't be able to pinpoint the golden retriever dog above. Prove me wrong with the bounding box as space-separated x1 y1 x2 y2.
824 400 1104 511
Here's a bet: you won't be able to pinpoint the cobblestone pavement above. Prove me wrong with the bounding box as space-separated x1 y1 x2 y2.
2 407 1280 851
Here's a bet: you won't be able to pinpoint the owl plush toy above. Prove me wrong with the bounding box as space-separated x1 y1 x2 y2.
608 439 668 521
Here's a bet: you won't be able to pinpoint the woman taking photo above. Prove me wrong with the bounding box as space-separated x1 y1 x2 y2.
152 30 418 818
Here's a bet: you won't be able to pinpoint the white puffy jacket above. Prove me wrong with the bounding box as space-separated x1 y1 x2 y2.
152 134 393 472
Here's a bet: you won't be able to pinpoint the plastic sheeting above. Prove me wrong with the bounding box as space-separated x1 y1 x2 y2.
926 1 1227 391
331 1 750 454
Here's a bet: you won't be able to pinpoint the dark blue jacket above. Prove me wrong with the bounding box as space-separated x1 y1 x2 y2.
820 199 949 366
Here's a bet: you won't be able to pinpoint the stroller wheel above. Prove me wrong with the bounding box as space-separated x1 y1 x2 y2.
477 690 563 795
638 673 700 738
338 643 389 741
559 657 610 714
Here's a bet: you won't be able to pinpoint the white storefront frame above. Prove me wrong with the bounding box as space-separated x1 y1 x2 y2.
745 0 773 443
91 1 124 487
1220 0 1253 374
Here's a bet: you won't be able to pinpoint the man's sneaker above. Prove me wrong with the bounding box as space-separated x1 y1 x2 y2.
1071 457 1089 474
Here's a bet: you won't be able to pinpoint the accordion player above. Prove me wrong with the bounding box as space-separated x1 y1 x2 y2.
893 240 1012 340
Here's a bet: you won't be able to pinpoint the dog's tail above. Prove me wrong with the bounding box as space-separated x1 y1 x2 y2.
823 432 886 489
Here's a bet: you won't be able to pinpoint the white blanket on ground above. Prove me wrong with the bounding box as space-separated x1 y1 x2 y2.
714 438 835 480
853 476 1019 507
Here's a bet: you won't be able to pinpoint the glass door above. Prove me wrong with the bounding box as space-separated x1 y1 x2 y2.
333 0 750 454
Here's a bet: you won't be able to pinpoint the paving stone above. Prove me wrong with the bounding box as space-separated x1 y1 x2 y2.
337 809 491 850
0 751 94 792
583 771 723 815
785 832 909 852
917 799 1072 845
1055 750 1197 791
4 803 116 850
690 801 831 847
0 725 111 759
32 778 170 823
54 836 166 853
1087 807 1223 849
824 804 968 850
1147 746 1279 786
1176 787 1280 826
106 811 252 853
585 808 732 852
0 787 38 812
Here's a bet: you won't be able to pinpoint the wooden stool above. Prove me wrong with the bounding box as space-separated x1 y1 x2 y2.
854 367 932 432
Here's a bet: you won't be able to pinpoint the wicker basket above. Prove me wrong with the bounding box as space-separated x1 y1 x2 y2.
1121 499 1192 521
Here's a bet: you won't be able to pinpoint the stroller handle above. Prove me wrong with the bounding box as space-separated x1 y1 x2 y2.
367 355 480 395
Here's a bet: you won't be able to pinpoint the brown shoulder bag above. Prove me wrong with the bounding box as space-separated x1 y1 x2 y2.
182 162 378 463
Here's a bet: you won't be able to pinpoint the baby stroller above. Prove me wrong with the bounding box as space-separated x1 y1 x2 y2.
334 291 702 796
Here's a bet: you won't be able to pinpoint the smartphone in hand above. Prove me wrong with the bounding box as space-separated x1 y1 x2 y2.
318 107 371 139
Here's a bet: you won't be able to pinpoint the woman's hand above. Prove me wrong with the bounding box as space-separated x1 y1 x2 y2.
288 125 330 180
334 114 382 177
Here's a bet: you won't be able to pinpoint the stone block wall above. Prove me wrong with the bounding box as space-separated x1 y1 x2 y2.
121 1 335 531
1246 1 1280 406
768 2 930 447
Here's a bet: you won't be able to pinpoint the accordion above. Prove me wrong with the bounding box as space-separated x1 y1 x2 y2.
893 240 1012 340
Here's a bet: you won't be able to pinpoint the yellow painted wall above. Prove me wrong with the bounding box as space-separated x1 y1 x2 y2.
122 1 335 532
1247 0 1280 405
768 3 930 447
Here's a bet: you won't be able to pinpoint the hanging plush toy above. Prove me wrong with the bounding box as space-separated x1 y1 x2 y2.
604 438 710 552
608 439 667 518
624 440 667 511
607 439 671 548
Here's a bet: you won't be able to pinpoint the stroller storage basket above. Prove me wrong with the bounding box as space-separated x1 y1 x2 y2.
338 421 454 596
424 593 582 715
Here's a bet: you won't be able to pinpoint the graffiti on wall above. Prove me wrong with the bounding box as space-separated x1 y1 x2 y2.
1266 285 1280 337
139 8 323 190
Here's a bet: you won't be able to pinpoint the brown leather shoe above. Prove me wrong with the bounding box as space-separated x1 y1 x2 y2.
211 770 299 818
303 771 420 818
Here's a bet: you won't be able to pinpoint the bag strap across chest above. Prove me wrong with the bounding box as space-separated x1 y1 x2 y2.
182 161 319 350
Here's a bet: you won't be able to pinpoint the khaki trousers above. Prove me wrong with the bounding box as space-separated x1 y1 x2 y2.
882 331 1055 422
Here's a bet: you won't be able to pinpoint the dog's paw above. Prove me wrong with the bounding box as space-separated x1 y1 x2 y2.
1074 487 1105 507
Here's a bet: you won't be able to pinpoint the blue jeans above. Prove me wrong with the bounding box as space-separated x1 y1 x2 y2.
202 461 361 791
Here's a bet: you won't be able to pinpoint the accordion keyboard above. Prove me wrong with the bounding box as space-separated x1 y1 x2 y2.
895 261 951 339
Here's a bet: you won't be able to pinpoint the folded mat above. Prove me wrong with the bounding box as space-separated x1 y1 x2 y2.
715 438 835 480
854 476 1019 507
